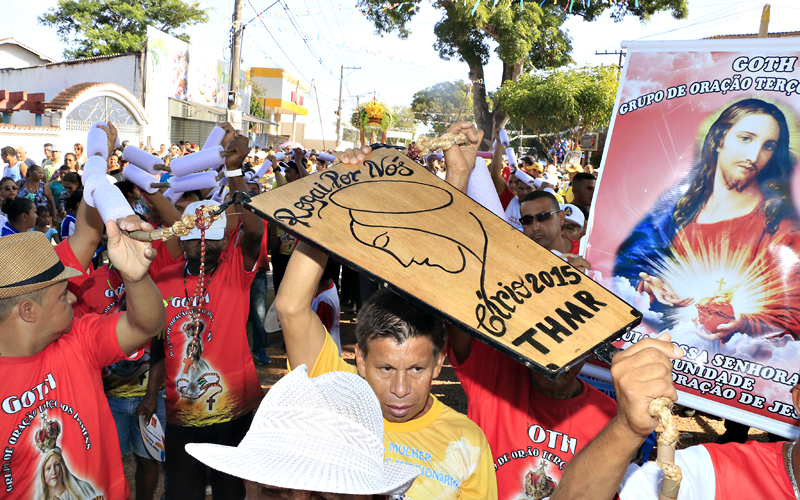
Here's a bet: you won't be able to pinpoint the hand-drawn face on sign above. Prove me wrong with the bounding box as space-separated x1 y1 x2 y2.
250 149 640 377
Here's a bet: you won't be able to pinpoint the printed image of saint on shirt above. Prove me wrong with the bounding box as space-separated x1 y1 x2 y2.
34 415 102 500
172 316 222 402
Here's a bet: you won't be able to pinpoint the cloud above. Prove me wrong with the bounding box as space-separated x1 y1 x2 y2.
609 276 664 326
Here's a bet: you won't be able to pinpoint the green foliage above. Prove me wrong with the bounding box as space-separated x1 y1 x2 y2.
39 0 208 59
390 105 418 133
358 0 686 141
249 82 267 119
411 81 474 136
497 65 619 140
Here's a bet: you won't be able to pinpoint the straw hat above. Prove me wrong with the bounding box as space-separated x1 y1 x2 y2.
186 365 420 496
0 232 82 298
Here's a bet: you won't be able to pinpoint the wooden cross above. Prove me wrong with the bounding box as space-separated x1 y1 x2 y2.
182 356 193 375
716 277 726 292
206 393 216 411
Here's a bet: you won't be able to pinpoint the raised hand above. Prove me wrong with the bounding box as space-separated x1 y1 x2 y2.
224 135 251 170
96 122 119 158
338 145 372 165
107 218 157 283
444 121 483 179
216 122 237 148
610 333 684 439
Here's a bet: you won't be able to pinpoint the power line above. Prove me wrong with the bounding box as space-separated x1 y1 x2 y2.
303 0 352 68
635 0 757 40
279 0 332 75
246 0 313 87
329 0 359 66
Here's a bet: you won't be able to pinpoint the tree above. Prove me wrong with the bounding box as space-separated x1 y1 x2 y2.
391 105 419 133
357 0 687 147
39 0 208 59
250 82 267 120
410 80 473 136
497 65 619 144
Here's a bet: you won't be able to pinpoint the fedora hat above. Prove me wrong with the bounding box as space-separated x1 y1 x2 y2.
186 365 420 496
0 232 82 299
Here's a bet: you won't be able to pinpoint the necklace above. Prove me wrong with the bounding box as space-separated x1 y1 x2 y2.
787 441 799 500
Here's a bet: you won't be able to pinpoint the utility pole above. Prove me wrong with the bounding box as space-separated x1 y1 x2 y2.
595 50 626 77
336 65 360 148
228 0 244 115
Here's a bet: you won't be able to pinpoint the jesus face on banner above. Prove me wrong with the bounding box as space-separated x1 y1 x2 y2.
614 98 800 353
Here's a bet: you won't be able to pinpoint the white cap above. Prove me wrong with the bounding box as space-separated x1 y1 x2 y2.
255 151 267 159
180 200 227 241
246 150 255 158
186 365 420 496
560 203 585 228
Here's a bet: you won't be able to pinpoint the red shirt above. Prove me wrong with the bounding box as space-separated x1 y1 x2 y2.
568 238 579 255
499 186 515 211
704 441 793 499
156 245 264 427
448 339 617 500
54 238 93 295
73 240 178 318
0 313 137 499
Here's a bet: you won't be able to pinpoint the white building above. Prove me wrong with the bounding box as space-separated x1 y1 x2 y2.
0 27 272 160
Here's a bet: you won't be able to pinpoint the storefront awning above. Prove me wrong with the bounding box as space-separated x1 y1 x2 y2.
243 114 278 126
168 98 227 123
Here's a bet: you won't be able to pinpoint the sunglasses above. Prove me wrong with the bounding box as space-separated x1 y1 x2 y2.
2 186 18 191
520 210 560 226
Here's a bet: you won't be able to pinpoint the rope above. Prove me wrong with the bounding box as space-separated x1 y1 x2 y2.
415 132 471 157
125 206 219 242
648 397 682 499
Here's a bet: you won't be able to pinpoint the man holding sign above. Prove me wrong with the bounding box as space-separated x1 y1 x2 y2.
275 123 498 500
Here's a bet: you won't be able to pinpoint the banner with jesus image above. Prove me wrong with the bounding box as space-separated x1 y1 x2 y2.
586 38 800 438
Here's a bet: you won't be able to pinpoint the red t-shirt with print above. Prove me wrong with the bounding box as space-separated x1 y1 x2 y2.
499 185 515 210
156 245 264 427
448 339 616 500
0 312 138 499
72 240 178 398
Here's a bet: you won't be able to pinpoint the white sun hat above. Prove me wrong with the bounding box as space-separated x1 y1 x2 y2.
185 365 420 496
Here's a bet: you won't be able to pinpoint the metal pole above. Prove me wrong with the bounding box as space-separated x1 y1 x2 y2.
229 0 244 113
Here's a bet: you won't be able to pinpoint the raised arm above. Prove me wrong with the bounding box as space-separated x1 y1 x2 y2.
144 190 183 259
438 122 484 363
489 138 506 196
224 135 263 271
551 335 684 500
108 219 166 356
274 241 329 372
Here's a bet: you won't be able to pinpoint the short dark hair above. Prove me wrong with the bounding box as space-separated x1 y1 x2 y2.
521 190 560 211
2 197 34 221
355 289 446 360
64 189 83 212
572 172 596 186
43 143 53 148
36 205 51 217
62 172 81 186
0 288 47 323
115 180 137 198
575 203 589 220
1 146 16 157
179 191 202 203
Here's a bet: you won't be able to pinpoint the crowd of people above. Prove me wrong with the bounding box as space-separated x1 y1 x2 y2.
0 116 795 500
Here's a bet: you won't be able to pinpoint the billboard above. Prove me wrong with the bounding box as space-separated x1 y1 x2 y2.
586 38 800 438
146 26 229 108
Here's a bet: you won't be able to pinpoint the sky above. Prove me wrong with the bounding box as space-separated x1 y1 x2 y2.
3 0 800 141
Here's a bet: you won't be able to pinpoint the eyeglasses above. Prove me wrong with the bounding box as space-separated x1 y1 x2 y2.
520 210 560 226
2 185 18 191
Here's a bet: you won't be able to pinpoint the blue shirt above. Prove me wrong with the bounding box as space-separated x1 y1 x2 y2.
61 213 76 239
3 163 21 183
1 222 20 236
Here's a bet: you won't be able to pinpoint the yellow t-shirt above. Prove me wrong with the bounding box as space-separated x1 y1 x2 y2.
559 183 574 204
308 333 498 500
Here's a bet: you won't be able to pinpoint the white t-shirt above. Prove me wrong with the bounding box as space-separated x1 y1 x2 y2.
619 445 715 500
311 282 341 354
504 196 523 231
3 163 21 182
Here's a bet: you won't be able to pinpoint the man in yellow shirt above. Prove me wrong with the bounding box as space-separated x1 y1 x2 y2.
275 138 497 500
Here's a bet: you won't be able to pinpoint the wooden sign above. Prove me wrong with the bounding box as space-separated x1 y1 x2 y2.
247 148 641 378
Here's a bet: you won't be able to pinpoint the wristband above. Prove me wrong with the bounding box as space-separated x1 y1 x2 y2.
224 168 243 178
